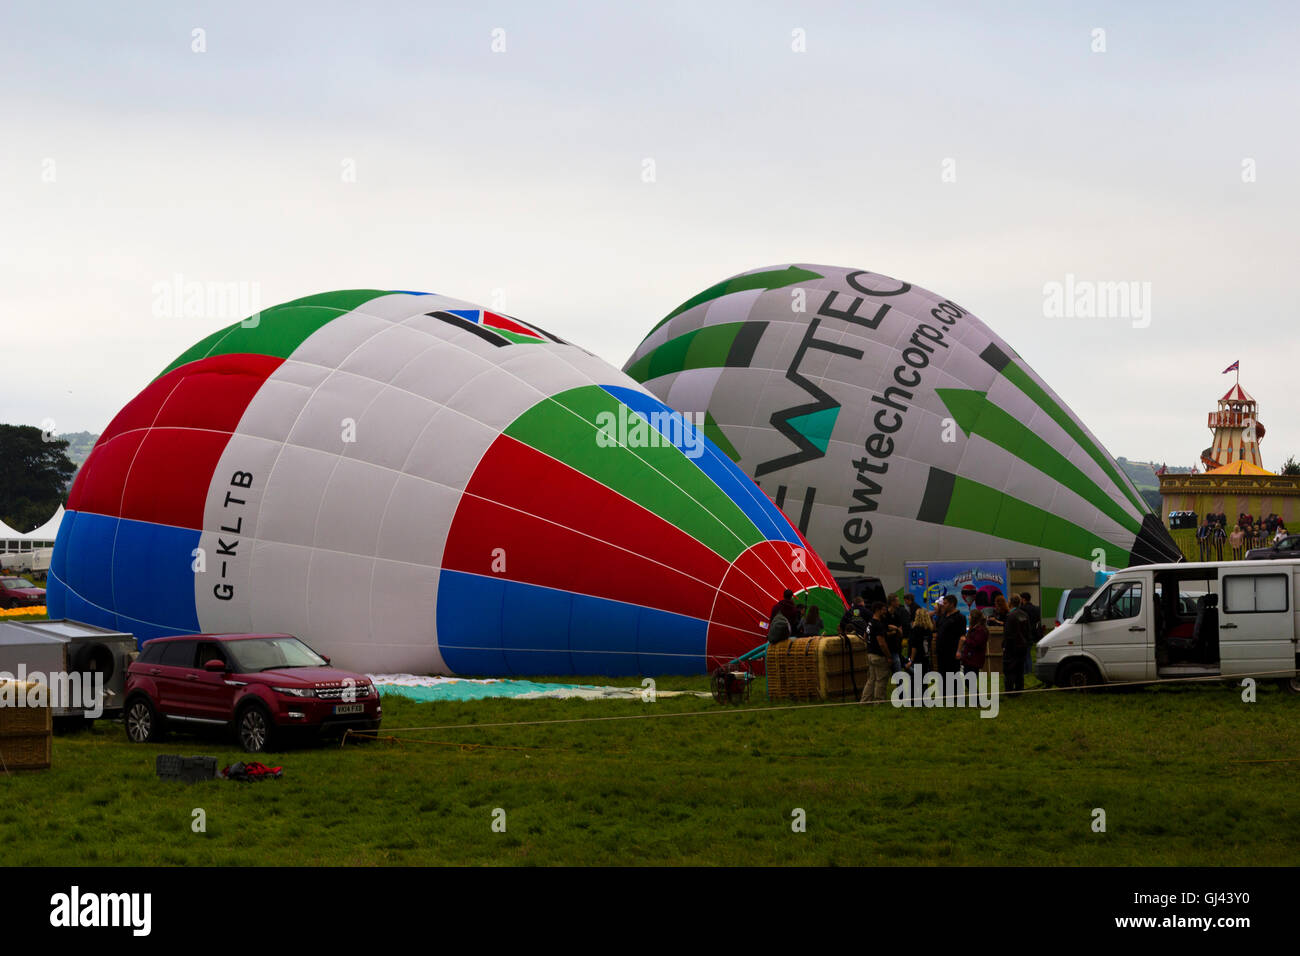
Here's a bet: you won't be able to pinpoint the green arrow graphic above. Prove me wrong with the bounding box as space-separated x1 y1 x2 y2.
917 468 1132 569
980 344 1148 516
643 265 824 337
703 410 741 463
936 388 1142 537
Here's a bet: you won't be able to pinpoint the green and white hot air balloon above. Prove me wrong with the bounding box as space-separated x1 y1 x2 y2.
623 264 1182 611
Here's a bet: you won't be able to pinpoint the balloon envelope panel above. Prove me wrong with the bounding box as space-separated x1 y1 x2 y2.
49 290 842 675
624 265 1181 606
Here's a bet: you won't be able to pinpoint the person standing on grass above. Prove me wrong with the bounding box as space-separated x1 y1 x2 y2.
956 608 988 704
1019 591 1041 676
906 604 934 704
1002 596 1031 694
800 604 824 637
886 593 908 673
859 601 898 704
934 594 965 679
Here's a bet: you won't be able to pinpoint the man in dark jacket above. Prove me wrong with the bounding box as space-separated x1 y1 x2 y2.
1019 591 1042 675
934 595 965 677
1002 595 1031 693
860 601 898 703
886 594 909 672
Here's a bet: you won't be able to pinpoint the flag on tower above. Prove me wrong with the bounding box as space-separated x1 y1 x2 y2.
1222 360 1240 374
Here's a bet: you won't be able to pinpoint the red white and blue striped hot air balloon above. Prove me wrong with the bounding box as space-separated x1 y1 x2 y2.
49 290 844 675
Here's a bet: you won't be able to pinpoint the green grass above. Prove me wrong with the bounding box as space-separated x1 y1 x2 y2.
2 674 1297 865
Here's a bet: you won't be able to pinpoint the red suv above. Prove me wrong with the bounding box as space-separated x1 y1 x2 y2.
124 633 381 752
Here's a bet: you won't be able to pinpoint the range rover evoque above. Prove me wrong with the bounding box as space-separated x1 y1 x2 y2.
124 633 382 752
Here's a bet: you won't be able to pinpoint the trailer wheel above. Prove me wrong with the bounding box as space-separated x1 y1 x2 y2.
1057 660 1101 689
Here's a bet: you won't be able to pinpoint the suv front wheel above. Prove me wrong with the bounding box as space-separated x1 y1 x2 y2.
125 696 164 743
236 702 274 753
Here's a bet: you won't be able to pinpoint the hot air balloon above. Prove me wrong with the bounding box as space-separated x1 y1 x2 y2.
623 265 1182 613
49 290 844 675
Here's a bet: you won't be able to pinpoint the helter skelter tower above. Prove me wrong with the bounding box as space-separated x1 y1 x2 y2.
1202 376 1265 470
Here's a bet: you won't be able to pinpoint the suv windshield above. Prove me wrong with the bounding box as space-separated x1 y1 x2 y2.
226 637 327 672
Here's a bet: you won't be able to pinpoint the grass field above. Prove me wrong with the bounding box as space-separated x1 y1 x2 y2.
2 673 1296 866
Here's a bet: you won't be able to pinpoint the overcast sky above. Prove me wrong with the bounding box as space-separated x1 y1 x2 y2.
3 1 1297 468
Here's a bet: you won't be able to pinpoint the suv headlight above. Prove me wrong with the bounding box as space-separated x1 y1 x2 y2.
272 686 315 697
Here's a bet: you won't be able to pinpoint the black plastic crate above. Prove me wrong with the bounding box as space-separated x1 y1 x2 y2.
155 754 218 782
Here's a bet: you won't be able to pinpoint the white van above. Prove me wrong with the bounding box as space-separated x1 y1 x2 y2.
1036 559 1300 694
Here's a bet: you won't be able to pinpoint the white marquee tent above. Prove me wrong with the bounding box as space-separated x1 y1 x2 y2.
1 505 64 552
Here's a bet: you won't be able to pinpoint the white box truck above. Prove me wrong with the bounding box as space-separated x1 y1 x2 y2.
1036 558 1300 693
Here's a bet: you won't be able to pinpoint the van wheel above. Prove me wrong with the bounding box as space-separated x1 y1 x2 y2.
1278 676 1300 696
1058 661 1100 689
125 697 164 743
236 703 274 753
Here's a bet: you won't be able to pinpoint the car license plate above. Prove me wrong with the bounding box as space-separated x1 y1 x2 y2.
334 703 364 715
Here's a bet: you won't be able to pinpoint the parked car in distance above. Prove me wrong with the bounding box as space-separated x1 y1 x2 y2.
1051 586 1095 631
124 633 381 752
1244 534 1300 560
0 575 46 609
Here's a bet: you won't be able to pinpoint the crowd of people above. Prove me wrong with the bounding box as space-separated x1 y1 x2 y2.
826 590 1045 702
765 589 826 643
1196 511 1288 560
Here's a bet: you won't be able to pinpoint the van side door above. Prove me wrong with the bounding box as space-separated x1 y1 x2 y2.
1218 570 1294 678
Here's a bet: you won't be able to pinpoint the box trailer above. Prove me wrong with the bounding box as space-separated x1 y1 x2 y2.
903 558 1043 623
0 620 138 721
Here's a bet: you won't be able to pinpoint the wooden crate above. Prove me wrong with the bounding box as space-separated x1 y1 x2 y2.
766 637 821 701
0 731 51 771
816 635 870 700
985 625 1003 674
0 680 52 771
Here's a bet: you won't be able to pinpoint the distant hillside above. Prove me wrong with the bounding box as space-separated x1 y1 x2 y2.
1116 457 1160 492
59 431 99 468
